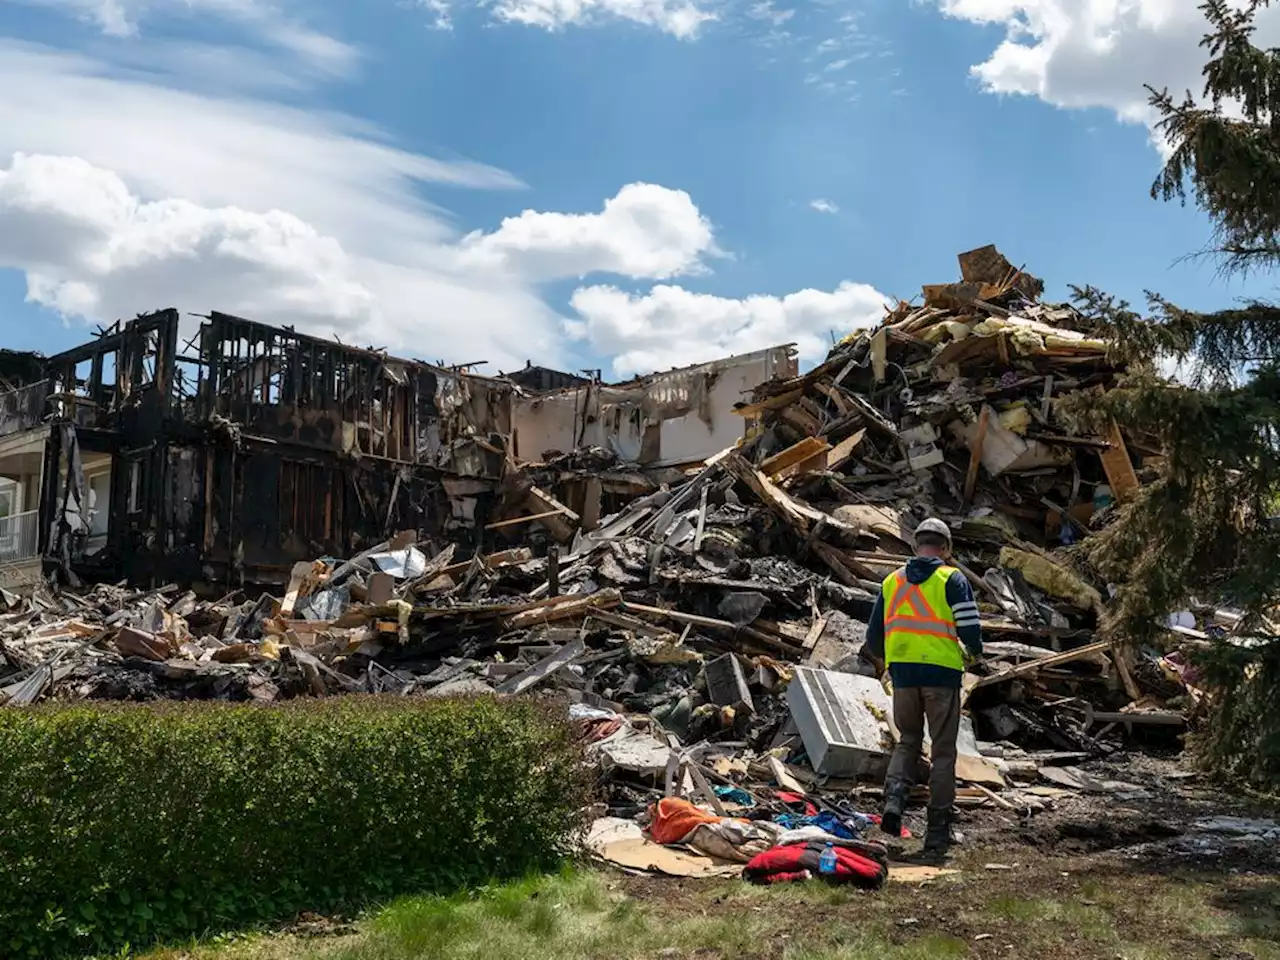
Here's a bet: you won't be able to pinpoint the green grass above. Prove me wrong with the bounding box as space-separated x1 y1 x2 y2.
136 867 1280 960
139 871 961 960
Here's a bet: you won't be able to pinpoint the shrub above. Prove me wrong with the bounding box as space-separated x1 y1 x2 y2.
0 696 587 958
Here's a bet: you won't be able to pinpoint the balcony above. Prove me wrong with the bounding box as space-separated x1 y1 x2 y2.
0 381 49 438
0 510 39 564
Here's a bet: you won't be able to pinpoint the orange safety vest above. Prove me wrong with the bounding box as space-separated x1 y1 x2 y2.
881 564 965 671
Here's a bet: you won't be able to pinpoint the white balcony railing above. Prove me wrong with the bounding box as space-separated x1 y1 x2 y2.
0 509 39 564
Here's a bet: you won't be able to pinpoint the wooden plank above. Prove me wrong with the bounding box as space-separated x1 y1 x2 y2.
1110 640 1143 702
620 601 805 656
686 761 728 816
870 326 888 383
503 590 621 630
972 783 1015 810
809 540 882 590
973 640 1111 689
778 404 823 437
963 405 992 505
281 560 319 619
721 452 858 538
812 380 849 415
827 428 867 471
1099 420 1141 502
760 436 831 479
775 447 831 482
768 754 806 794
732 387 806 419
485 508 567 530
525 485 581 543
439 548 533 578
802 615 829 652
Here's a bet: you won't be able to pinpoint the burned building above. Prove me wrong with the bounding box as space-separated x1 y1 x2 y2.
0 311 513 591
501 361 593 395
0 310 795 593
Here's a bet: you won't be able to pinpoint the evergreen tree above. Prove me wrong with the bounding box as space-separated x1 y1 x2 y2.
1070 0 1280 785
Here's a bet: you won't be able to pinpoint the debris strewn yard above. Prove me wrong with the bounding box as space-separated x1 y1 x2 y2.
0 245 1274 957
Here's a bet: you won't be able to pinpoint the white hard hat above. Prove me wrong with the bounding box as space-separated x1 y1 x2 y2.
914 517 952 547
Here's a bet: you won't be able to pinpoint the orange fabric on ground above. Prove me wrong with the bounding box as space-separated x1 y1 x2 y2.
647 797 723 845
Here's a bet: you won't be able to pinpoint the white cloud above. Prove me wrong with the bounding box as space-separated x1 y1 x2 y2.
15 0 359 74
458 183 718 280
486 0 716 39
0 153 381 330
935 1 1280 131
747 1 794 28
0 43 747 373
0 151 564 368
0 42 565 368
809 198 838 214
567 281 891 376
415 0 454 30
0 42 516 258
0 16 892 380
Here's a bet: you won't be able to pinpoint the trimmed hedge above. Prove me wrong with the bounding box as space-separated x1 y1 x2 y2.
0 696 587 958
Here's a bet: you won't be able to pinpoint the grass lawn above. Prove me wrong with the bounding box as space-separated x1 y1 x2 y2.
139 857 1280 960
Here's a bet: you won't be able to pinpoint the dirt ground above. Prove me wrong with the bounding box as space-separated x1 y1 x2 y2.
615 753 1280 960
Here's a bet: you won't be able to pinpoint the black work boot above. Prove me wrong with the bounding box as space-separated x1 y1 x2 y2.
880 779 910 837
922 806 955 858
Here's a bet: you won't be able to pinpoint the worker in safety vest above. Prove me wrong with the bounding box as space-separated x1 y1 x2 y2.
863 517 982 856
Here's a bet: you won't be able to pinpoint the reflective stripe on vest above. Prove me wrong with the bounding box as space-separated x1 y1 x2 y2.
881 564 964 671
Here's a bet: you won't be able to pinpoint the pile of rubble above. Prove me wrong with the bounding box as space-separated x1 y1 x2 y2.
0 246 1211 876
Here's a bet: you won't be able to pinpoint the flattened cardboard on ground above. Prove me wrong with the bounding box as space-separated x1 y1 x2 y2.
588 818 740 878
889 865 961 883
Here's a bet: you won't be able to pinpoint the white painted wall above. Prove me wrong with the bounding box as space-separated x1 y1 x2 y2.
512 346 797 466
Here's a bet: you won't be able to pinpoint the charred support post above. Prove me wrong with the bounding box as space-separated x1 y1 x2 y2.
547 544 560 598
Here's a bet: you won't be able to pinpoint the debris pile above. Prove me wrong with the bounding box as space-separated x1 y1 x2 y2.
0 246 1210 877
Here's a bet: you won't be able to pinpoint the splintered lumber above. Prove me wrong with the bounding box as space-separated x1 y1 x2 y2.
439 548 533 578
973 639 1111 689
503 589 621 629
972 783 1016 810
760 436 831 481
1110 641 1143 702
620 601 804 656
281 560 317 618
870 326 887 383
486 509 568 531
524 485 581 543
581 476 603 533
733 387 806 420
963 405 991 505
404 544 458 592
826 428 867 472
810 541 881 592
722 452 858 538
768 754 807 794
1099 420 1140 503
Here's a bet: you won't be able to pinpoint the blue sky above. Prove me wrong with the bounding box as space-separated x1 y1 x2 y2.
0 0 1275 378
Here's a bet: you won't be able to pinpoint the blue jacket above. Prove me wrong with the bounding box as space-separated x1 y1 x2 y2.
864 556 983 689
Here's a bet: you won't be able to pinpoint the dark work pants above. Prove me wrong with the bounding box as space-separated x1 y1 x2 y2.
886 685 961 810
